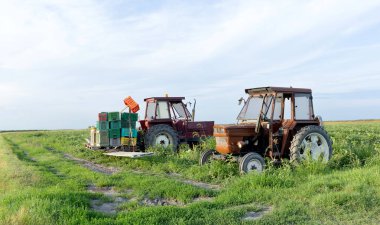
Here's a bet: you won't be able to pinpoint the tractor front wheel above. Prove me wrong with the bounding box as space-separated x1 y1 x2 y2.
144 124 179 152
239 152 266 174
199 149 215 165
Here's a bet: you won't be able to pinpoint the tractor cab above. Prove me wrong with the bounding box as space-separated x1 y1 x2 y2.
202 87 332 174
143 97 192 122
237 87 317 137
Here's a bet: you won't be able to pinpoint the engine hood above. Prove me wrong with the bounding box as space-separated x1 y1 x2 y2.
214 123 256 137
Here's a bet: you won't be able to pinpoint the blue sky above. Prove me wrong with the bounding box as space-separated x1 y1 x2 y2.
1 0 380 130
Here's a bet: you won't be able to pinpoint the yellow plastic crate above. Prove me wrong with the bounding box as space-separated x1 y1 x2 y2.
121 137 137 146
90 127 97 146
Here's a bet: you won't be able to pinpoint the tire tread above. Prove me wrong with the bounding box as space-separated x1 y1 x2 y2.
144 124 180 151
289 125 333 162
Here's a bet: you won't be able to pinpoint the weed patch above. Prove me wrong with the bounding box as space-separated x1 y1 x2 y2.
1 121 380 224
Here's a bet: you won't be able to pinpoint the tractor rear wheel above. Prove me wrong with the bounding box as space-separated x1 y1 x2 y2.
144 124 179 152
199 149 215 165
239 152 266 174
290 125 333 163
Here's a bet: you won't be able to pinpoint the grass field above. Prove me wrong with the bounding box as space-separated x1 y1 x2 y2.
0 121 379 224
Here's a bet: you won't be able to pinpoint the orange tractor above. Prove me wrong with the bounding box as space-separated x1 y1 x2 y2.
200 87 333 173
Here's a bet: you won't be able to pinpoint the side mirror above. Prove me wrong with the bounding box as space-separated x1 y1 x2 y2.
238 97 245 105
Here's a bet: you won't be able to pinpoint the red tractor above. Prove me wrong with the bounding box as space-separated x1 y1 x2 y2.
139 97 214 151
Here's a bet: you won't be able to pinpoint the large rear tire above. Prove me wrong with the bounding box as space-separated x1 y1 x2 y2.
290 125 333 162
239 152 266 174
144 124 179 152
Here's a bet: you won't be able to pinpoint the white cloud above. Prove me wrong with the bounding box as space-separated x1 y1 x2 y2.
1 0 380 129
0 83 29 108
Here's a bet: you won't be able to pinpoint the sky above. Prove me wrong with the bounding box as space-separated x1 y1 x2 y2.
1 0 380 130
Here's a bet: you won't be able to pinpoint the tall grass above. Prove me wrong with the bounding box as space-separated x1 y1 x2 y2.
0 121 379 224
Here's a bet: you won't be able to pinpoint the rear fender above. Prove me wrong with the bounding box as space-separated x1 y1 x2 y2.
143 121 174 130
186 121 214 138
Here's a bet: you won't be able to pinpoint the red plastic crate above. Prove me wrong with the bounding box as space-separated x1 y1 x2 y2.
124 96 140 113
98 112 108 121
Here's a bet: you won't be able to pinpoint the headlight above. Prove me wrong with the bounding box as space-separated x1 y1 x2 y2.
237 140 248 149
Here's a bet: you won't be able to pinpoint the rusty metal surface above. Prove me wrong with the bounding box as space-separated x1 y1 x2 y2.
213 86 320 160
245 87 312 94
214 124 257 154
144 97 185 102
186 121 214 139
140 96 214 144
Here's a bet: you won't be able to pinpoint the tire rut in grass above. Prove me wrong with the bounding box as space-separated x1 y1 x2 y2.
87 184 215 214
59 152 120 175
46 145 221 190
45 147 119 175
4 137 37 163
87 184 129 214
4 139 65 178
46 147 219 190
87 185 181 214
177 178 220 190
242 206 273 221
222 202 273 221
22 153 66 178
132 170 221 191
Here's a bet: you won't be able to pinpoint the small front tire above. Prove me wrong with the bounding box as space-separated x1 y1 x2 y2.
200 150 215 165
239 152 266 174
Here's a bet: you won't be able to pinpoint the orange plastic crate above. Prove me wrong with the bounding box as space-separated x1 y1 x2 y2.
124 96 140 113
131 105 140 113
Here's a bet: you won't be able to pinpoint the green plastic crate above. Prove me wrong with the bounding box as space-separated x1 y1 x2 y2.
109 120 121 129
96 121 109 131
121 120 137 129
108 112 120 121
109 138 121 147
121 113 138 121
109 128 121 138
96 131 109 147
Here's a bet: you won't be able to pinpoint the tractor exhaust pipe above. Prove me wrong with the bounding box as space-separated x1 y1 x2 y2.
192 99 196 121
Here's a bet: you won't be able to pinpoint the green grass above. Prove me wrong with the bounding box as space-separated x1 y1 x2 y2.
0 121 380 224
